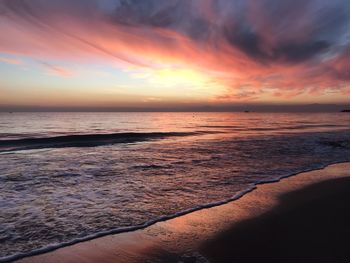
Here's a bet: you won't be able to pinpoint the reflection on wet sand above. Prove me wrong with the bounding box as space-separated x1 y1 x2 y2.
18 162 350 263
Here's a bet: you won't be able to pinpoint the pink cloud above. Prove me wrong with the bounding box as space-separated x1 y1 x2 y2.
0 0 349 102
41 63 73 77
0 57 23 65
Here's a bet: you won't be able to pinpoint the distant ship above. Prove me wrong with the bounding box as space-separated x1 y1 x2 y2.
340 110 350 112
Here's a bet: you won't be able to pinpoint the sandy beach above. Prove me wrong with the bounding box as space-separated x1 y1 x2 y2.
13 162 350 263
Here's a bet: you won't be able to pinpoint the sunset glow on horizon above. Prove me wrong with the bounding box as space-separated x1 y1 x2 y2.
1 0 350 110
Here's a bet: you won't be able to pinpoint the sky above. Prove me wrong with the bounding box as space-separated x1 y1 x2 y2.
0 0 350 111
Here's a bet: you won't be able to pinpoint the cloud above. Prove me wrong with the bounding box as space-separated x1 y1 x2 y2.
41 62 73 77
0 56 23 65
0 0 350 100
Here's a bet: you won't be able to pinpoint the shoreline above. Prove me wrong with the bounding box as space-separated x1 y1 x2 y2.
12 162 350 263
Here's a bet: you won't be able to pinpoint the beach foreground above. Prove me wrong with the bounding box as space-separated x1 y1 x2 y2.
17 162 350 263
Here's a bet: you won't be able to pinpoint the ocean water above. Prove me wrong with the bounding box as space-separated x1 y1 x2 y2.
0 112 350 261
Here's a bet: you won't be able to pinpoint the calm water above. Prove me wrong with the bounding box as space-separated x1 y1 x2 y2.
1 112 350 261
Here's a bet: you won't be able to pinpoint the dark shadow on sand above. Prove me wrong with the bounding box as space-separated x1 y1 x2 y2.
200 177 350 263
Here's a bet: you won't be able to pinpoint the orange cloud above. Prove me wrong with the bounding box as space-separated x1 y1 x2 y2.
0 57 23 65
0 0 349 103
41 62 73 77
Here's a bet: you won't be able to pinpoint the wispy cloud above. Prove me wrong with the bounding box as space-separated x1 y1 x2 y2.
41 62 73 77
0 57 23 65
0 0 350 101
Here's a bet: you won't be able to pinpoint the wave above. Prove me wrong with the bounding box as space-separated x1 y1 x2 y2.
200 124 348 131
319 140 350 149
2 160 350 263
0 132 196 152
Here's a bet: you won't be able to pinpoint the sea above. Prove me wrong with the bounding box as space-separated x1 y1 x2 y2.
0 112 350 261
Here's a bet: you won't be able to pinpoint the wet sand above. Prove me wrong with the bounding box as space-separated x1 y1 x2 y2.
201 176 350 263
17 162 350 263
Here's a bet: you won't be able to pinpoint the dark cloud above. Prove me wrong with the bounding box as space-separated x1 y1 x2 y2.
108 0 350 64
275 41 330 63
111 0 214 41
112 0 179 26
1 0 350 97
2 0 350 64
